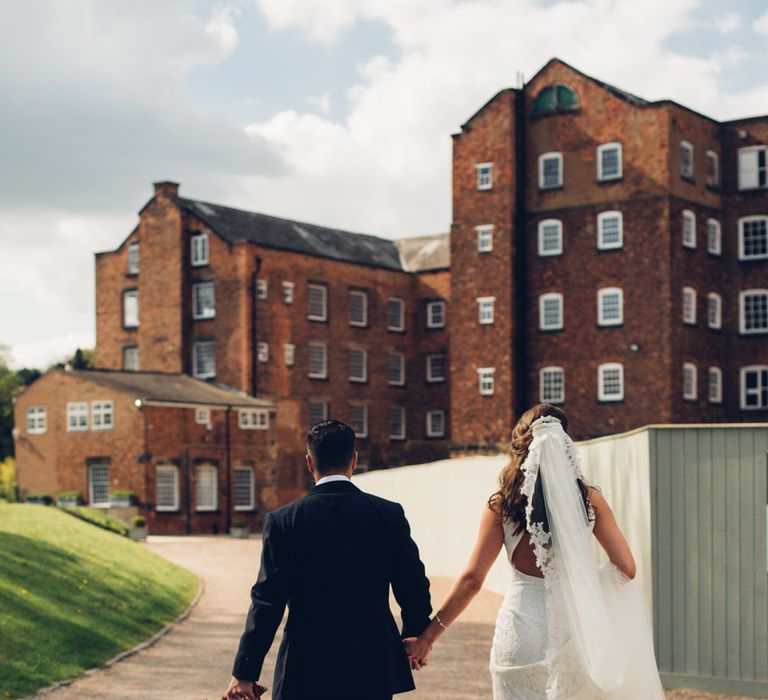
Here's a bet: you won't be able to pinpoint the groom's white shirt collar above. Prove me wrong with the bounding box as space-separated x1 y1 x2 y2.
315 474 351 487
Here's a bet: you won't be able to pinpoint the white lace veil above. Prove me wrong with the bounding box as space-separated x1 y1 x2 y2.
521 415 664 699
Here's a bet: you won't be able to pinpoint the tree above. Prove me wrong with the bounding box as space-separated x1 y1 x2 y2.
0 346 41 460
68 347 94 370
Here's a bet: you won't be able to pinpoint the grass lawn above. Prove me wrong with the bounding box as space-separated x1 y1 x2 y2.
0 504 199 699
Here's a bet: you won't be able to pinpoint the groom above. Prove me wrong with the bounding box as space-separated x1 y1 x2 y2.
224 419 433 700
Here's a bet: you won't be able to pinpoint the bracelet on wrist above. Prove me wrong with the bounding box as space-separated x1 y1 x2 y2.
435 612 449 631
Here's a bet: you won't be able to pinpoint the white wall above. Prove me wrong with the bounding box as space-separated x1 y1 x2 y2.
357 429 654 607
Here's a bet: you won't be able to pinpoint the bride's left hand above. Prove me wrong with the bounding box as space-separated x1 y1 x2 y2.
403 637 431 670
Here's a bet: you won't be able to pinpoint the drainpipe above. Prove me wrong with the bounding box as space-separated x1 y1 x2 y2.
514 83 529 417
183 448 191 535
251 256 262 397
225 405 232 533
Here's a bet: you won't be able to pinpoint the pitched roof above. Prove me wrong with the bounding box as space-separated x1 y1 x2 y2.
178 197 409 271
65 369 274 409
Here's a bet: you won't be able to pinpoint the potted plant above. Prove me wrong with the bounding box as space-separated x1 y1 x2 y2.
25 493 53 506
111 490 137 507
128 514 148 541
57 491 82 508
230 519 250 538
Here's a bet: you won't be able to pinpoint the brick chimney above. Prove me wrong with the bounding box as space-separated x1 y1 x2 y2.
153 181 180 198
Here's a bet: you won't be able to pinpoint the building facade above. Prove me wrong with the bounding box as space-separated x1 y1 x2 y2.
14 369 278 534
93 184 451 501
14 58 768 525
451 58 768 446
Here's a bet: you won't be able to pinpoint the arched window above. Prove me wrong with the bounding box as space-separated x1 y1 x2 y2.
532 83 580 116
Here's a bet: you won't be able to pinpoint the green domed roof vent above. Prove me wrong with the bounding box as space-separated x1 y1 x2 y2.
533 83 580 116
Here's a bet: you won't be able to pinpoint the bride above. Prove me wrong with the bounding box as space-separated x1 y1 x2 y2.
409 403 664 699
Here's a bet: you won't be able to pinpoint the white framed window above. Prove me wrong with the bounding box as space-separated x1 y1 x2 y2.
682 210 696 249
738 216 768 260
67 402 89 432
127 242 140 275
88 463 110 507
707 293 722 329
191 233 209 266
193 281 215 319
123 289 139 328
349 348 367 382
234 467 255 510
26 406 46 435
597 142 622 181
388 352 405 386
539 293 563 331
597 288 623 326
598 363 624 402
708 367 723 404
349 403 368 438
195 464 217 511
284 343 295 366
255 278 268 300
738 145 767 190
707 219 722 255
308 342 328 379
155 465 179 511
706 150 719 188
538 219 563 256
349 290 368 327
387 297 405 331
683 363 698 400
257 342 269 363
680 140 694 179
476 225 494 253
195 407 211 426
309 400 328 427
475 162 493 190
193 340 215 379
477 296 495 325
238 409 270 430
540 367 565 404
427 354 446 383
682 287 697 325
388 407 406 440
123 346 139 371
740 366 768 410
307 284 328 321
477 367 495 396
539 152 563 189
92 401 114 431
426 410 445 438
282 281 295 304
739 290 768 334
427 300 445 328
597 211 623 250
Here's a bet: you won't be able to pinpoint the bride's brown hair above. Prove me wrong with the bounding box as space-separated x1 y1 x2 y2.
491 403 593 534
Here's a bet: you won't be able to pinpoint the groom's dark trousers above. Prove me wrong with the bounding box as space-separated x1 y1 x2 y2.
232 480 432 699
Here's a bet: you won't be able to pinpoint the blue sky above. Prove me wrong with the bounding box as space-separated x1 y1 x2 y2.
2 0 768 369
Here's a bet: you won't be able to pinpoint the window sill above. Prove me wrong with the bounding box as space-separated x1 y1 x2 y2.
307 316 328 323
125 272 139 278
538 184 563 192
193 315 216 321
308 375 329 381
234 506 256 512
156 508 180 514
426 378 446 384
387 328 406 333
349 322 368 329
705 183 720 192
597 246 623 252
681 175 695 183
597 176 623 185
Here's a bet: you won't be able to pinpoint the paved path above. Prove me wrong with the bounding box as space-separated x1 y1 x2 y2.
41 536 758 700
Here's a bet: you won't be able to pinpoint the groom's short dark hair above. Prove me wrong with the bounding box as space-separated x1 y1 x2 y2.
306 420 356 474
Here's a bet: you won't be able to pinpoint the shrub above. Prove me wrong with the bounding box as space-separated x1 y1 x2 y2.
131 515 146 528
232 519 248 529
25 493 53 505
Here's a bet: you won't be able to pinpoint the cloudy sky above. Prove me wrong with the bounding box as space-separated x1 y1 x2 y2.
2 0 768 369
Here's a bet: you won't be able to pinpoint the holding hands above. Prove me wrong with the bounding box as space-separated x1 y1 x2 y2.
403 636 432 670
221 677 267 700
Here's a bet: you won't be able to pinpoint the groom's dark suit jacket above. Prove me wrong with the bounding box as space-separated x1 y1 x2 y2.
232 479 432 699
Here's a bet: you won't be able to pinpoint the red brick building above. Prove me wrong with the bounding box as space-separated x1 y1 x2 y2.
451 58 768 447
15 58 768 524
14 370 277 533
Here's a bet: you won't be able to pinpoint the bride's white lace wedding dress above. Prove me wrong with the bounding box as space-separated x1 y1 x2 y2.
489 416 664 700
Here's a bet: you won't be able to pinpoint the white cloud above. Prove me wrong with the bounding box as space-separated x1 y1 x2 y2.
206 3 242 54
712 13 741 34
307 93 333 114
754 10 768 35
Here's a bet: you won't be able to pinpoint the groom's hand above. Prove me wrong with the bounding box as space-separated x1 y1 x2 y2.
403 637 431 670
222 676 263 700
